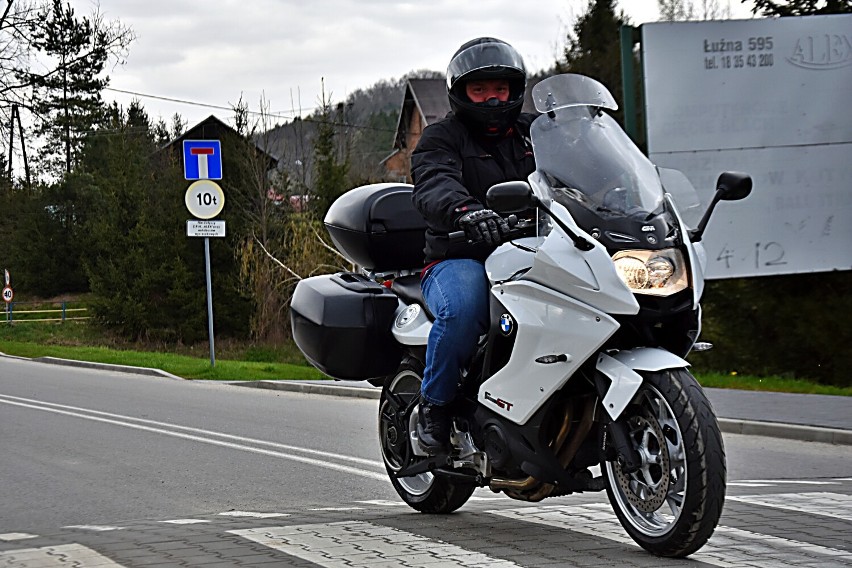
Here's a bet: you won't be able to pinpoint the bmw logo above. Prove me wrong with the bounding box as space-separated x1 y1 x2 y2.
499 313 514 335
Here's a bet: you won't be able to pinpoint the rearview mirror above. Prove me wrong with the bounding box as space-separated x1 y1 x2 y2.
691 171 753 242
486 181 534 214
716 171 752 201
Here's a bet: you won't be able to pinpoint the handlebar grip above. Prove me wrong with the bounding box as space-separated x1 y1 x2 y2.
448 215 520 245
448 230 467 244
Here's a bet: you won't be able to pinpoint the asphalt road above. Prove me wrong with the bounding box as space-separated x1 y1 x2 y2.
1 357 851 567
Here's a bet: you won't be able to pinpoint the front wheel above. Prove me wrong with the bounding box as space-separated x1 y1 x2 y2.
603 368 726 557
378 358 475 513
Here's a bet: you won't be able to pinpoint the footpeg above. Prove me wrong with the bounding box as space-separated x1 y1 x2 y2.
395 455 452 478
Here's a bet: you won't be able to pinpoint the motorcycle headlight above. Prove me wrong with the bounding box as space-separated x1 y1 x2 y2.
612 248 689 296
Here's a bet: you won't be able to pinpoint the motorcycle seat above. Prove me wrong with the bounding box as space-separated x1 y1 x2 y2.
391 275 434 321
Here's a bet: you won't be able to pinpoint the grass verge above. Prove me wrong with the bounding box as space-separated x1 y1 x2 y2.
0 339 325 381
693 371 852 396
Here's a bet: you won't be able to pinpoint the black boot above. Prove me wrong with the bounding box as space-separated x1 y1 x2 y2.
416 401 452 455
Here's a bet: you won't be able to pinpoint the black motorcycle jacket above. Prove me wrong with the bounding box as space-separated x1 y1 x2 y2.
411 112 536 264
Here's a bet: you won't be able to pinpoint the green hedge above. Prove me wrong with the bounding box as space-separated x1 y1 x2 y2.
695 271 851 387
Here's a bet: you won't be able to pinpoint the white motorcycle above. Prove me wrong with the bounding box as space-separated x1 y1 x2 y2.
291 74 752 557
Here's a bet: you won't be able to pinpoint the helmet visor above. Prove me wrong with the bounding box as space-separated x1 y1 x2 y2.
447 41 526 90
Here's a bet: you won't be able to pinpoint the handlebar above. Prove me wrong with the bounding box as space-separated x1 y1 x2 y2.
448 214 522 245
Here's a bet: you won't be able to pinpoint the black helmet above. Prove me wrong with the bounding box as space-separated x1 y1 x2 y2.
447 37 526 137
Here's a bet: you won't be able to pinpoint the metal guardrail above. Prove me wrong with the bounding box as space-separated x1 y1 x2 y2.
2 301 89 323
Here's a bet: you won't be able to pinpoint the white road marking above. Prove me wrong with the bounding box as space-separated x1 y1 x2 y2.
728 492 852 522
735 480 841 485
62 525 124 532
487 504 852 567
0 543 125 566
159 519 211 525
218 511 289 518
728 482 776 487
0 533 37 542
229 521 525 568
308 507 365 511
0 394 387 482
354 499 409 506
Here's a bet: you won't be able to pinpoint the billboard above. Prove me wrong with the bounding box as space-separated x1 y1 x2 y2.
642 15 851 279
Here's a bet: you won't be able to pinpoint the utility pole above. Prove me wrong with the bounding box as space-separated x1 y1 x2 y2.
6 105 31 187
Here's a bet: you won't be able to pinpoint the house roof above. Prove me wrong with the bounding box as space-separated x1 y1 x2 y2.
162 115 235 150
161 115 278 166
389 78 542 153
408 78 449 125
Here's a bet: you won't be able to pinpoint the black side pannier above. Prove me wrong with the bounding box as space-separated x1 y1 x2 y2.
290 272 401 380
324 183 426 271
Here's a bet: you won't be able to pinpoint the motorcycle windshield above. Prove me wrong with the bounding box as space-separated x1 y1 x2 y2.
530 75 665 223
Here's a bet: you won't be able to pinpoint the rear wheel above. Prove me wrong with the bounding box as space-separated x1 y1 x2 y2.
378 358 475 513
603 368 726 557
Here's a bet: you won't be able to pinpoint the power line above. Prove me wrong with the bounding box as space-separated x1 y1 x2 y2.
103 87 315 120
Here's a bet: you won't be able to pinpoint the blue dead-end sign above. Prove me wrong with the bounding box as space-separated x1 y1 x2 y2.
183 140 223 180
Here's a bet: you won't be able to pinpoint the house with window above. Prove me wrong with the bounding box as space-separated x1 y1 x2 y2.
381 79 448 182
381 78 542 182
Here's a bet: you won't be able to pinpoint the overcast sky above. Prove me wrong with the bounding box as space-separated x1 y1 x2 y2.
68 0 755 129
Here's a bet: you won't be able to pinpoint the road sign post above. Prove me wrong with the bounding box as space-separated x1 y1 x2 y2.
3 269 11 322
182 141 224 368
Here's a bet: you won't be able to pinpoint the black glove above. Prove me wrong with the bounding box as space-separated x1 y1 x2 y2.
455 209 509 246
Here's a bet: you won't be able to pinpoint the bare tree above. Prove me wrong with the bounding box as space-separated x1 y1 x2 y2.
658 0 734 20
232 97 348 342
0 0 134 176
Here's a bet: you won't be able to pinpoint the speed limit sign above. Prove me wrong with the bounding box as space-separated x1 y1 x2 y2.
2 286 12 303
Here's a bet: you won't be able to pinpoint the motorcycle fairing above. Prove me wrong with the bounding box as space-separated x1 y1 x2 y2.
522 200 640 315
477 279 619 425
391 299 431 346
665 193 705 307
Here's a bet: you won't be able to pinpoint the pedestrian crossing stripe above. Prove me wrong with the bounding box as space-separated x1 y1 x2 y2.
486 503 852 567
0 534 37 542
4 491 852 567
229 521 524 568
727 492 852 522
217 511 289 518
0 543 125 567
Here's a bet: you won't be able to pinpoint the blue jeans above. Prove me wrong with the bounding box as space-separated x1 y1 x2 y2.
420 259 490 406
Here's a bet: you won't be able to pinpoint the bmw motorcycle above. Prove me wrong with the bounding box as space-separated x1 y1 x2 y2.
290 74 752 557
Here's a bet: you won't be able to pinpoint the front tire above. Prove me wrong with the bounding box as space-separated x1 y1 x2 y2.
378 358 475 513
603 368 726 557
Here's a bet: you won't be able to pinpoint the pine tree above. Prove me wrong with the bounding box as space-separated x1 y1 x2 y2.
27 0 132 175
558 0 629 125
310 89 350 218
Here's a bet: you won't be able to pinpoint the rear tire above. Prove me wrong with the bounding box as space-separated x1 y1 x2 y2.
378 358 475 513
603 368 726 557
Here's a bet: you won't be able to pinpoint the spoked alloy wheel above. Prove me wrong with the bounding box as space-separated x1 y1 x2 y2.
379 364 433 496
603 368 726 558
378 358 475 513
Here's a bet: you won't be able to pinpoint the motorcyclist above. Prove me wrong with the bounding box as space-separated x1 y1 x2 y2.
411 37 537 454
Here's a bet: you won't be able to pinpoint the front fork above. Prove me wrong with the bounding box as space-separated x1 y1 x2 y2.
594 373 643 473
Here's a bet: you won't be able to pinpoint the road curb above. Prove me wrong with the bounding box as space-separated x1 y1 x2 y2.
718 418 852 446
28 355 185 381
230 379 381 400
